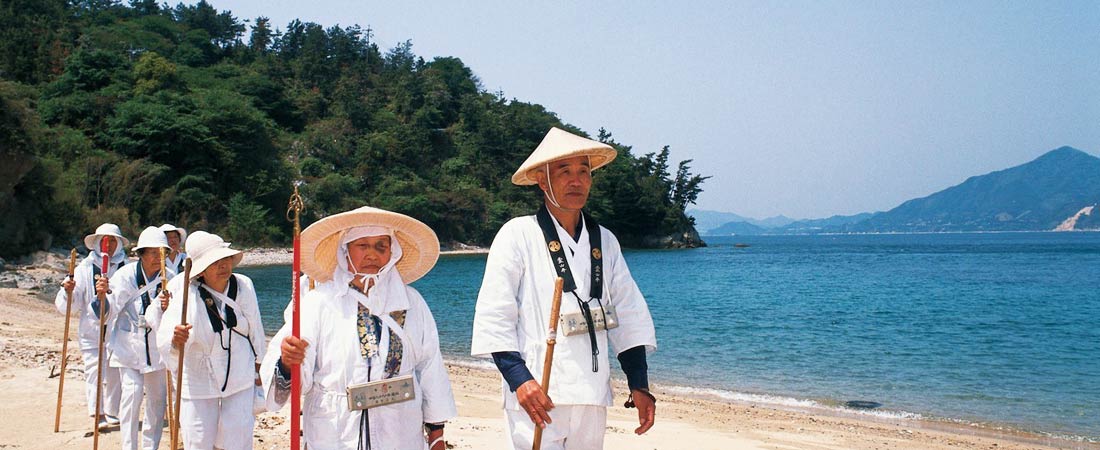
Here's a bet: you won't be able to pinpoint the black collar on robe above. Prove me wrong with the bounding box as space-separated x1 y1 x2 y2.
535 205 603 300
536 205 605 372
198 275 238 333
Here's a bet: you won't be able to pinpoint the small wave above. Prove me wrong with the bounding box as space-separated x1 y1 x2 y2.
660 384 923 421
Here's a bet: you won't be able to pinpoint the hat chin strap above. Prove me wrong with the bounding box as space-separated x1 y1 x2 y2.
544 164 562 209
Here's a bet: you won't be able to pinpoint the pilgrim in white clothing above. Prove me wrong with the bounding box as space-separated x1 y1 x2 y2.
471 127 658 450
55 223 129 425
159 224 188 273
260 207 457 450
106 226 176 450
156 231 266 450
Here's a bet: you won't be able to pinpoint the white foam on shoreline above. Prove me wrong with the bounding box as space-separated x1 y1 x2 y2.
439 355 1098 445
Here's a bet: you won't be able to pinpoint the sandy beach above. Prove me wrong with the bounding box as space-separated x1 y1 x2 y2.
1 258 1095 450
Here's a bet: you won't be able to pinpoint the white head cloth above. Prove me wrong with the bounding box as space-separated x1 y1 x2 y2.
333 226 409 314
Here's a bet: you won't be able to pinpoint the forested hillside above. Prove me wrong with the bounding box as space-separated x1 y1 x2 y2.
0 0 707 258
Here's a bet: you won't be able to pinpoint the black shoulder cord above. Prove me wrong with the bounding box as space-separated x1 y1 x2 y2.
198 275 256 392
134 267 160 366
535 206 605 372
358 348 373 450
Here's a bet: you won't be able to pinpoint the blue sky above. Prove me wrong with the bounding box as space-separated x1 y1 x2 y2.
205 1 1100 219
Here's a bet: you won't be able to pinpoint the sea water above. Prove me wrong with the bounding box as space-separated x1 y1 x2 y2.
238 232 1100 442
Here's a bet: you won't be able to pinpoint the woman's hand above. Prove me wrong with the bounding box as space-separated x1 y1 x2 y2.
280 335 309 366
94 275 109 300
158 290 172 311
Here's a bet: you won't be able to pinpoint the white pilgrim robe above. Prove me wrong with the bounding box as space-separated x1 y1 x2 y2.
54 252 124 417
471 214 657 409
107 261 175 373
156 273 266 400
259 282 457 450
106 261 175 450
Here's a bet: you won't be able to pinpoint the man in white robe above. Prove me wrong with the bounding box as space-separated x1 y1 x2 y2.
260 207 457 450
56 223 128 429
157 231 266 450
471 127 658 449
105 226 176 450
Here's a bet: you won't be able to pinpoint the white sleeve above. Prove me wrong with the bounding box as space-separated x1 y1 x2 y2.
409 289 457 423
470 221 525 357
603 230 657 355
56 265 89 315
259 291 320 411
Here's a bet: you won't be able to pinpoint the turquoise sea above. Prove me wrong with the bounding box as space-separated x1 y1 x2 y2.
238 232 1100 443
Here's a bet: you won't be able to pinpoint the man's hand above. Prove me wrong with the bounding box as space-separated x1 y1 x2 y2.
94 275 109 300
516 380 554 428
280 335 309 366
172 324 192 349
630 389 656 435
158 290 171 311
62 277 75 295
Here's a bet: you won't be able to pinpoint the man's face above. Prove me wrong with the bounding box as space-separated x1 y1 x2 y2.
537 155 592 212
346 236 393 275
166 231 181 251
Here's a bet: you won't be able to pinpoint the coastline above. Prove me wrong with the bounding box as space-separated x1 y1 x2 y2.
2 265 1096 449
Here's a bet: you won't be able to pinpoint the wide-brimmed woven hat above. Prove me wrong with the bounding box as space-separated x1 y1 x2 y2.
511 127 617 186
301 206 439 284
158 224 188 247
84 223 130 251
133 226 170 252
185 231 243 278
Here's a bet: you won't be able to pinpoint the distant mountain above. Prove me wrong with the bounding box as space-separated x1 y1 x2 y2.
689 209 798 233
707 221 767 236
851 147 1100 232
755 215 797 228
688 209 757 233
777 212 878 234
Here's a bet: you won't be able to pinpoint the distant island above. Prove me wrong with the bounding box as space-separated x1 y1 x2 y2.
695 146 1100 235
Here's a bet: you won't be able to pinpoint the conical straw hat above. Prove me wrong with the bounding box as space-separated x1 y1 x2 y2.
511 127 617 186
301 206 439 284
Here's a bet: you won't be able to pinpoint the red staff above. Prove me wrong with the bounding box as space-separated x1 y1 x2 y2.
92 237 111 449
287 184 305 449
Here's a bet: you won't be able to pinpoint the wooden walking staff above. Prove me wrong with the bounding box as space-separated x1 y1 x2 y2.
170 258 192 450
287 183 305 449
93 238 110 449
532 277 565 450
159 247 174 439
53 248 77 432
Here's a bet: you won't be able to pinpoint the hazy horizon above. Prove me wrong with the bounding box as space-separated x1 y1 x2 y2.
199 1 1100 218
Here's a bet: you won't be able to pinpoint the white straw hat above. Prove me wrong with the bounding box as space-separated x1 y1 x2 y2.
185 231 242 278
133 226 170 252
511 127 617 186
84 223 130 251
301 206 439 284
158 224 188 246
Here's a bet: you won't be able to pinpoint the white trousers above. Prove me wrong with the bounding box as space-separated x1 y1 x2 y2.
81 346 121 417
178 388 254 450
119 368 167 450
505 405 607 450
